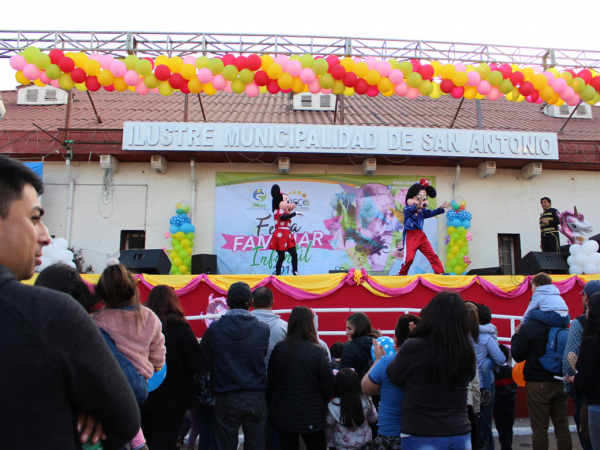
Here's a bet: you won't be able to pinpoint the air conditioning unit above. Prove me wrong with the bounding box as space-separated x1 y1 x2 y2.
363 158 376 175
477 161 496 179
543 104 593 119
292 93 336 111
17 86 68 105
522 162 542 180
278 157 290 174
151 155 168 174
100 155 119 174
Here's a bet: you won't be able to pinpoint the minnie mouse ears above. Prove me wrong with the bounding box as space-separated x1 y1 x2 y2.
405 179 437 205
271 184 284 212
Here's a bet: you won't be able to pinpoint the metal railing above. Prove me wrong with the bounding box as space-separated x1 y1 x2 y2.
1 31 599 69
187 307 523 343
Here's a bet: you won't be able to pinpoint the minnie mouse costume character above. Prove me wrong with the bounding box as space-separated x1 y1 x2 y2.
268 185 304 275
399 178 450 276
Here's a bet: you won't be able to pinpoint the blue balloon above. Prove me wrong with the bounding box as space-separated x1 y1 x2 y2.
450 272 457 275
170 225 181 234
447 220 452 227
190 225 196 233
181 223 192 233
148 363 167 392
371 336 397 361
462 220 471 229
451 219 462 228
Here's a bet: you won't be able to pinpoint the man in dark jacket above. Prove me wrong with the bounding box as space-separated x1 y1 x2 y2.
511 315 572 450
201 281 270 450
0 155 140 450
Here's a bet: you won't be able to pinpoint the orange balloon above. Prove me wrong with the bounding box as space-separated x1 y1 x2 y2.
512 360 526 387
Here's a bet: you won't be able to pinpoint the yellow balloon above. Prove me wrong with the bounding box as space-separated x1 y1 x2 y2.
429 82 442 99
547 93 560 105
344 87 355 96
113 77 128 92
440 64 456 79
97 70 115 86
158 80 174 96
292 77 305 93
73 52 88 69
382 87 394 97
185 247 193 256
453 71 468 87
155 55 169 66
170 251 179 261
277 72 293 89
204 82 217 95
65 52 77 60
180 64 197 80
260 55 274 71
354 62 369 78
555 98 565 106
539 85 554 101
267 63 283 79
377 77 392 93
522 67 534 81
84 59 101 76
549 68 560 77
75 82 87 91
259 85 268 94
465 65 475 73
515 94 525 103
464 85 477 100
33 78 47 87
179 265 189 274
128 85 136 92
340 57 355 72
332 79 345 95
168 57 184 73
431 61 442 77
532 73 548 90
475 93 486 100
188 78 203 93
366 70 381 86
173 258 183 267
15 71 30 85
181 239 191 248
58 73 75 90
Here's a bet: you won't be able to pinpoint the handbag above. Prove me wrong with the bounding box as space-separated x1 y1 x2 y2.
194 371 214 404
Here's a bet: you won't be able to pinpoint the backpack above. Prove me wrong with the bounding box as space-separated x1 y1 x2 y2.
539 326 569 375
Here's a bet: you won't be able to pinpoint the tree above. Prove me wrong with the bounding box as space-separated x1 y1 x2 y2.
68 247 93 274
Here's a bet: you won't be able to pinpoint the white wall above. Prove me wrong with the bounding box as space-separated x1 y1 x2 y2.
41 159 600 273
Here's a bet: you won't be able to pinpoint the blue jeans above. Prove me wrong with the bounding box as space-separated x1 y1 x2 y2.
402 433 471 450
478 384 495 450
528 309 570 327
215 392 267 450
589 409 600 450
481 357 495 391
194 403 217 450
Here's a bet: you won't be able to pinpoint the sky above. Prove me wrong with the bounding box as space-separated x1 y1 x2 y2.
1 0 600 91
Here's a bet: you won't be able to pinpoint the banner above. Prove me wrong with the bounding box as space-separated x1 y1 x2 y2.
213 173 440 275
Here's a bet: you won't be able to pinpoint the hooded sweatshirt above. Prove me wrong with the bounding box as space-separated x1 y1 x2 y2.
251 309 288 368
202 309 270 394
339 335 375 379
521 284 569 323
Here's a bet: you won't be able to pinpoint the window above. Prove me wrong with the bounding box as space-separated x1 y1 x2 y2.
26 90 38 102
498 234 521 275
120 230 146 251
44 90 57 101
319 95 331 108
300 95 312 107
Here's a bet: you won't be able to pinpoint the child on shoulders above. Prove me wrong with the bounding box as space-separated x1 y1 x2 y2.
522 273 570 327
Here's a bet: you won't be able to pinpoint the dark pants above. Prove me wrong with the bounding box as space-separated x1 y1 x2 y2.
541 232 560 253
278 429 326 450
215 392 267 450
525 381 572 450
275 247 298 275
494 398 516 450
141 410 186 450
573 394 593 450
266 392 282 450
195 403 217 450
478 384 495 450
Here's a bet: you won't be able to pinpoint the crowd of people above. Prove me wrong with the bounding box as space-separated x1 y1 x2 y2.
2 154 600 450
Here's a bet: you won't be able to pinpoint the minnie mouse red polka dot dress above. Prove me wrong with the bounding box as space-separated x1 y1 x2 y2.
268 208 296 251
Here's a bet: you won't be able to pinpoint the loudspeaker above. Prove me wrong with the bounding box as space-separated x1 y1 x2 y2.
516 251 569 275
119 249 171 275
328 270 348 274
192 254 218 275
467 267 504 276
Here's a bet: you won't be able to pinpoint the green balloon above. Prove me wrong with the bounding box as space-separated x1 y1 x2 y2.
23 46 41 63
196 56 210 69
457 226 466 235
171 238 180 246
499 79 513 94
456 252 465 260
319 73 334 89
135 59 152 76
176 208 183 214
232 79 245 94
208 58 224 75
239 68 254 84
398 61 413 77
300 54 315 69
580 85 596 102
179 250 188 259
173 244 184 253
571 77 585 93
170 265 179 274
289 55 301 62
407 72 423 88
389 59 400 69
487 71 503 86
188 240 194 248
462 247 469 255
45 64 61 80
183 258 192 267
222 65 239 81
449 259 458 268
313 58 329 76
419 80 433 96
452 203 460 211
182 205 190 214
33 53 51 70
124 55 139 71
450 233 459 240
185 232 195 241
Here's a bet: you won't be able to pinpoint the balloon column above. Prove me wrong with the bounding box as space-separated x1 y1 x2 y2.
10 46 600 105
559 208 598 275
167 202 196 275
444 198 473 275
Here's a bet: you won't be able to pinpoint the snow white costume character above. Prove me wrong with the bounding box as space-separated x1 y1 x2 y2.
268 184 304 275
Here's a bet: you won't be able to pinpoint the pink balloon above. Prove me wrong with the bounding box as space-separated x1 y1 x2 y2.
535 97 544 104
364 56 377 70
39 71 51 84
394 80 409 96
532 66 543 75
150 88 159 94
300 68 316 84
388 69 403 85
224 80 233 93
183 55 196 65
273 55 289 71
551 78 567 94
566 93 581 106
136 78 150 95
543 71 555 85
376 61 392 77
212 74 226 90
50 79 60 88
110 60 127 77
525 95 533 103
321 88 332 95
89 53 102 62
123 70 139 86
287 60 302 77
477 80 491 95
560 86 575 101
455 63 466 72
353 57 364 64
487 86 501 101
245 82 259 97
406 87 420 99
23 64 41 80
99 55 114 71
198 68 213 84
467 71 481 86
308 78 321 94
10 54 27 71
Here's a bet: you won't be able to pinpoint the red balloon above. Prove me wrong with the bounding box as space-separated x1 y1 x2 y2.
500 64 512 79
410 59 421 71
154 64 170 81
331 64 346 80
366 84 380 97
578 69 593 85
510 71 524 86
58 56 75 73
246 54 262 71
326 56 340 73
530 90 540 102
418 64 434 80
266 79 280 94
343 72 357 87
70 68 87 84
281 88 292 93
590 76 600 92
49 49 65 65
450 86 464 99
234 56 247 71
354 79 369 95
85 76 101 92
490 63 499 72
143 57 155 69
169 73 185 89
440 79 455 94
566 69 576 77
103 84 115 92
222 54 235 66
518 81 534 96
254 70 269 86
180 81 190 94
